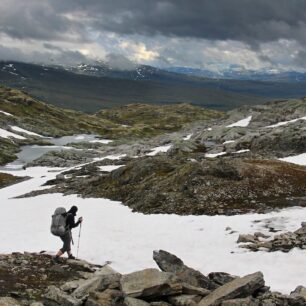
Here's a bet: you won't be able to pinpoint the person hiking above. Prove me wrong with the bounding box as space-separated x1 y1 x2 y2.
54 205 83 261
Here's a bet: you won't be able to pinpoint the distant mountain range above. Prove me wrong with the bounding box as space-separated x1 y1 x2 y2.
1 61 306 113
165 66 306 83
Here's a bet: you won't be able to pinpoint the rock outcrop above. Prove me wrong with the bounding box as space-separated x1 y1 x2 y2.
238 222 306 252
0 250 305 306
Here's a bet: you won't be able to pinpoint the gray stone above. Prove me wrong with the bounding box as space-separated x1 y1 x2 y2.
181 283 211 296
44 285 82 306
168 294 202 306
96 273 122 291
124 297 150 306
120 268 182 298
153 250 215 289
61 279 85 292
208 272 237 286
199 272 265 306
85 289 124 306
72 276 101 299
237 234 257 244
0 297 21 306
221 297 258 305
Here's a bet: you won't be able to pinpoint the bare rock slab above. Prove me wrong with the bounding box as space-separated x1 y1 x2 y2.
153 250 215 289
120 268 182 298
44 285 82 306
199 272 264 306
124 297 150 306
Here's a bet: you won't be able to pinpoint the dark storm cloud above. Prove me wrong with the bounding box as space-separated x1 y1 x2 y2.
2 0 306 45
52 0 306 45
0 0 86 41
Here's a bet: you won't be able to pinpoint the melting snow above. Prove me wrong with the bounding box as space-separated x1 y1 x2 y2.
265 116 306 128
183 134 193 140
234 149 250 154
98 165 124 172
279 153 306 166
227 116 252 128
146 145 172 156
205 152 227 158
10 126 43 137
89 139 113 144
0 128 26 140
0 165 305 293
223 140 235 144
0 110 13 116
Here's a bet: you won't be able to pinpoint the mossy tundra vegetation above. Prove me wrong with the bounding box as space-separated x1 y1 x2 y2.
0 85 222 187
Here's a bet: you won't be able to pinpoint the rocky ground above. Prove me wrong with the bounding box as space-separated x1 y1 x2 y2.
0 250 305 306
22 153 306 215
237 222 306 253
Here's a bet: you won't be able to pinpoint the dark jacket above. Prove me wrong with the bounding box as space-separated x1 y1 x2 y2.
65 212 80 230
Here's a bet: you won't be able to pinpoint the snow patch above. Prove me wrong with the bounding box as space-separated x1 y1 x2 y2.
227 116 252 127
223 140 235 144
205 152 227 158
183 134 193 140
0 110 13 116
98 165 124 172
265 116 306 128
89 139 113 144
10 126 43 137
279 153 306 166
146 145 172 156
0 165 305 293
0 128 26 140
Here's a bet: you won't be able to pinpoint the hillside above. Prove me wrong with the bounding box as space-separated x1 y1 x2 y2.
0 61 268 112
0 86 223 165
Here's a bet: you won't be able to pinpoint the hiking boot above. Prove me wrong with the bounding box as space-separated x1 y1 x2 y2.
52 256 61 264
68 254 76 260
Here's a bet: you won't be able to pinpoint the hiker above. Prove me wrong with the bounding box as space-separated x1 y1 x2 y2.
53 206 83 260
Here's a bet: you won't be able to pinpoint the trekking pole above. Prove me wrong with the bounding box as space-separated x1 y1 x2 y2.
76 223 82 259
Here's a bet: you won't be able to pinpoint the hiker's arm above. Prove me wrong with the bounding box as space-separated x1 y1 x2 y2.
67 215 80 228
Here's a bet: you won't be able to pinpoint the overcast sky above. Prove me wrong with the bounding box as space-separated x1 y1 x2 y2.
1 0 306 71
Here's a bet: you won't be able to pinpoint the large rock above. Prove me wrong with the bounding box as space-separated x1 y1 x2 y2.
153 250 215 289
221 297 258 305
120 268 182 298
72 276 101 299
168 294 202 306
85 289 124 306
208 273 237 286
124 297 150 306
44 285 82 306
0 297 21 306
199 272 264 306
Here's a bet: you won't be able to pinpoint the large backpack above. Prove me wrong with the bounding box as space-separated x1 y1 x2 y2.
51 207 67 236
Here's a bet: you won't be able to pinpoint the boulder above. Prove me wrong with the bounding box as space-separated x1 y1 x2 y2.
85 289 124 306
120 268 182 298
237 235 257 244
181 283 211 296
208 272 237 286
168 294 202 306
124 297 150 306
199 272 264 306
72 276 101 299
153 250 215 289
44 285 82 306
221 297 258 305
0 297 21 306
290 286 306 301
96 273 122 291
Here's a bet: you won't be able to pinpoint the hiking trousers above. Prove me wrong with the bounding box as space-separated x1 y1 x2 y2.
60 231 71 253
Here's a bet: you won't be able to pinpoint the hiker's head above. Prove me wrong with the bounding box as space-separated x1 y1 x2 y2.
69 206 78 215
